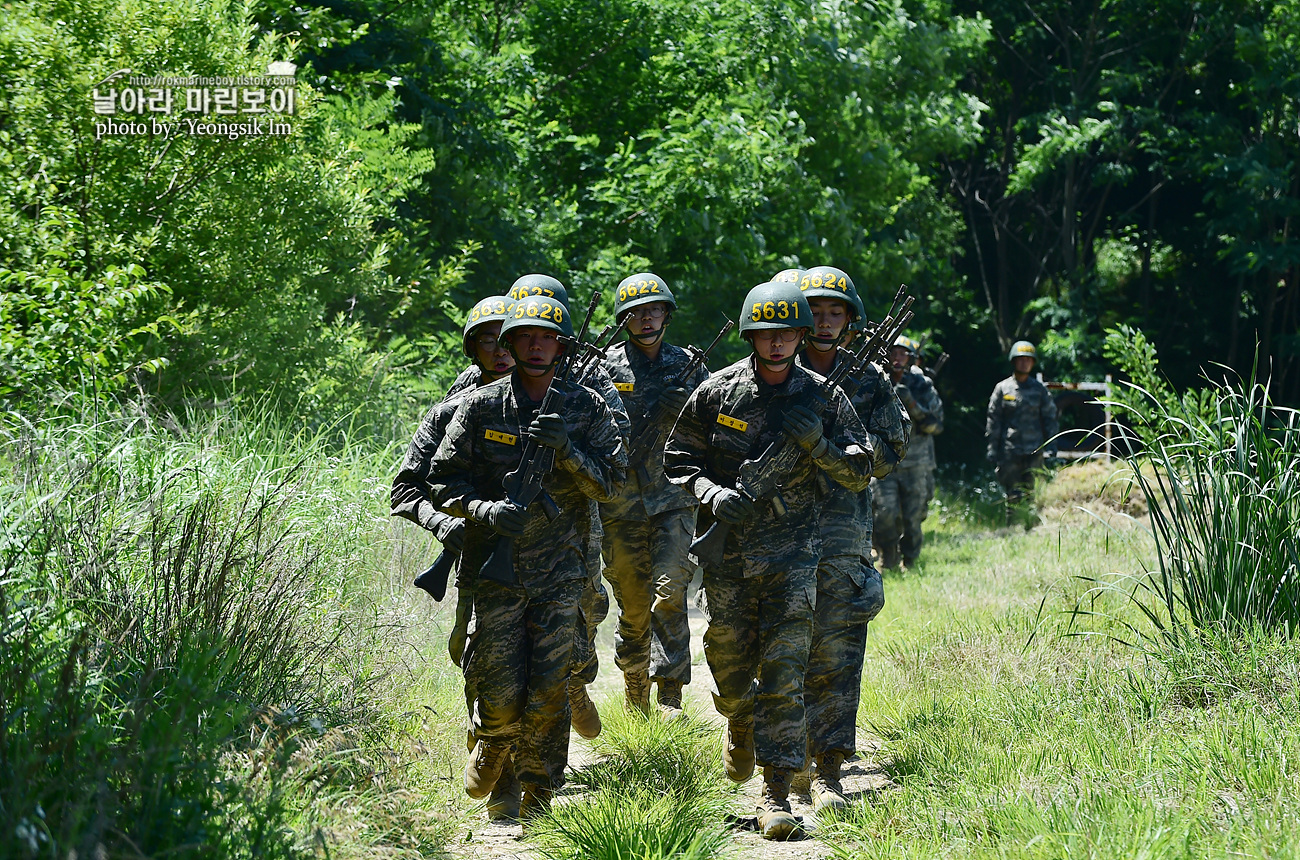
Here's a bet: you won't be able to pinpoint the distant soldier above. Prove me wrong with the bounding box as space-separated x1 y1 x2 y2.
665 280 873 840
986 340 1058 517
428 294 626 819
872 335 943 569
599 273 709 716
792 266 907 814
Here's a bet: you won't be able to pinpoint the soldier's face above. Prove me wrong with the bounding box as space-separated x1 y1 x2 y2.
623 301 669 337
509 326 563 371
889 346 913 374
751 328 804 364
472 321 514 375
1013 355 1035 376
809 298 849 349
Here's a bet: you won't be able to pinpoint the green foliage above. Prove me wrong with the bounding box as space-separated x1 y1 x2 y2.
1102 324 1216 444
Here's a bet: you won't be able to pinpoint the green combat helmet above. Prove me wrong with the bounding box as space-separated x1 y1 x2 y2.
615 272 676 346
508 274 569 306
893 334 921 357
1008 340 1037 362
462 295 513 358
800 265 860 346
771 267 805 284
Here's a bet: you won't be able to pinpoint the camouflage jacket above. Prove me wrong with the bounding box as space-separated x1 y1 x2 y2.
391 364 481 542
664 357 873 578
986 374 1059 459
600 341 710 521
895 364 943 472
448 362 631 443
429 373 627 588
796 350 911 558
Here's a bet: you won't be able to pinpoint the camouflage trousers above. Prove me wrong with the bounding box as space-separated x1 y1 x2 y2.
463 577 581 789
601 507 697 682
872 465 935 565
805 555 885 757
995 452 1044 504
699 565 816 770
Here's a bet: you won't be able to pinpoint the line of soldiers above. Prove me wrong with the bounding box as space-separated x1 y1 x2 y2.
391 268 939 839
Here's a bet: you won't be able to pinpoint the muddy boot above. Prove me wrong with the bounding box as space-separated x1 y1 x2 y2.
519 783 554 824
624 669 651 714
811 752 849 815
464 738 511 799
657 678 684 720
756 766 799 840
723 717 755 782
568 679 602 739
486 751 520 822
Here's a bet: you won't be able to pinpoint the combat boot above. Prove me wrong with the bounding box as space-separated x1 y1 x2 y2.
568 679 602 739
624 669 651 714
486 751 520 822
756 766 800 840
464 738 511 799
657 678 684 719
519 783 554 823
810 752 849 815
723 717 755 782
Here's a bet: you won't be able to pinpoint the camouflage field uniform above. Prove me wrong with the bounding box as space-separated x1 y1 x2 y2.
664 357 873 770
599 341 709 686
446 364 629 689
429 374 626 790
796 352 908 760
986 374 1058 502
873 364 943 567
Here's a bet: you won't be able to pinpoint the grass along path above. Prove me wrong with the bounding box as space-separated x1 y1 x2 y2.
424 461 1300 858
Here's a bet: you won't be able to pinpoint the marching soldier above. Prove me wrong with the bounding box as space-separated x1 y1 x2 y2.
872 334 943 569
428 294 627 819
665 280 873 840
600 273 709 716
793 266 908 814
986 340 1058 519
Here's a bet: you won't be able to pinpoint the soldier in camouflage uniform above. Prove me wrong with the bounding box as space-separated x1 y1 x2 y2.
665 280 873 840
451 277 630 743
793 266 909 815
986 340 1059 517
599 272 709 716
872 334 943 570
391 294 524 818
429 294 626 819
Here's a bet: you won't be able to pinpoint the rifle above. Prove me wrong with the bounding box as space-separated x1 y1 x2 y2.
478 290 603 585
626 319 735 487
929 352 949 378
689 287 914 568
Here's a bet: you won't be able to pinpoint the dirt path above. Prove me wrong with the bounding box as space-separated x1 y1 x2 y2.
446 576 893 859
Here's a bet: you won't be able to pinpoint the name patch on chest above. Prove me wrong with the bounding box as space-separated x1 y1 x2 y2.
485 429 517 445
614 382 635 392
717 413 749 432
1002 394 1017 402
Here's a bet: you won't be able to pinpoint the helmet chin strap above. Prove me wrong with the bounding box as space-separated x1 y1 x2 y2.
506 341 563 376
755 353 797 370
808 332 842 351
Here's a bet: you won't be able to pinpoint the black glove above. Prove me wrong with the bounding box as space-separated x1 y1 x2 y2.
711 488 756 524
436 519 466 552
528 413 573 459
466 500 529 537
783 405 825 454
658 386 690 416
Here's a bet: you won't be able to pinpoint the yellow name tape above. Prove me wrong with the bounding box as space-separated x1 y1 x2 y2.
614 382 635 392
1003 394 1017 401
485 429 517 445
717 413 748 432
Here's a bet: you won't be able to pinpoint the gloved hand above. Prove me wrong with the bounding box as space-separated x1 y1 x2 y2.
436 518 466 552
466 499 529 537
711 488 756 524
783 405 825 454
528 413 573 459
658 386 690 416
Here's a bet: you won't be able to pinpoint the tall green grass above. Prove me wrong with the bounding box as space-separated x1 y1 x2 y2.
0 402 462 858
